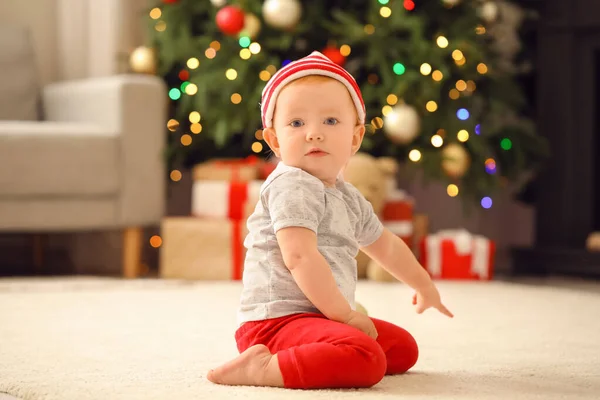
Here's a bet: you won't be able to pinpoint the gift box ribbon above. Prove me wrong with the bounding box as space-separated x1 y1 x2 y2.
213 156 259 181
425 229 491 278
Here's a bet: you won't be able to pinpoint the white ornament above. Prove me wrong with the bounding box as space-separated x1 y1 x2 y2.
262 0 302 30
210 0 227 7
480 2 499 23
129 46 156 74
441 143 470 178
384 104 420 144
240 13 261 39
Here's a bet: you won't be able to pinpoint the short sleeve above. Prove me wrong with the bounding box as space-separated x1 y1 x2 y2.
354 191 384 248
263 170 326 234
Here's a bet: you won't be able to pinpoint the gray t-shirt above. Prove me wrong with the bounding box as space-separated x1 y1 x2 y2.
237 162 384 325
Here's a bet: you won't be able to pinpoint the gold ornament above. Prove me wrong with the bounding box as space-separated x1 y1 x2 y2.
384 104 420 144
442 0 461 6
262 0 302 31
129 46 156 74
441 143 471 179
240 13 261 39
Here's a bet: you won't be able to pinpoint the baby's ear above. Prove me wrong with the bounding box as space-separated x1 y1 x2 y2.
376 157 398 176
262 127 280 157
351 124 366 154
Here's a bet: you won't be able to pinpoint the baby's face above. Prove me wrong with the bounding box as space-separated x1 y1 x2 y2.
265 77 365 186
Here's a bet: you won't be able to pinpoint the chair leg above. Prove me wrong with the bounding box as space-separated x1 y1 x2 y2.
123 227 143 278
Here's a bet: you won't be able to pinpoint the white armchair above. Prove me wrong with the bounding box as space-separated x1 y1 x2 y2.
0 25 167 278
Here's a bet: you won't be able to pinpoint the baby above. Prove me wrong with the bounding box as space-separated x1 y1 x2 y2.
207 51 453 389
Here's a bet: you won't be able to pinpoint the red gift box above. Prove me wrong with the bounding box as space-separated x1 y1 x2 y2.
192 180 263 220
419 229 495 280
382 190 414 248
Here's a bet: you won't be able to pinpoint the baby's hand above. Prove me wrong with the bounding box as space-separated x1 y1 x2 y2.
343 310 378 339
412 284 454 318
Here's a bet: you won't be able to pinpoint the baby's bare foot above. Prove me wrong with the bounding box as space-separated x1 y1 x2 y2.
207 344 284 387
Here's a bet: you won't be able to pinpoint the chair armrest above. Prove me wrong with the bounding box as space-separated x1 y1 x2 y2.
42 74 168 226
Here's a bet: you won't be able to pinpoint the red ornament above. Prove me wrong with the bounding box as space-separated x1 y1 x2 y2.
321 47 346 67
162 0 179 4
216 6 245 36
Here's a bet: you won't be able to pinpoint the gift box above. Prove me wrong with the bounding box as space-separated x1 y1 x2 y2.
382 189 414 248
193 156 260 182
192 180 263 220
160 215 251 280
419 229 496 280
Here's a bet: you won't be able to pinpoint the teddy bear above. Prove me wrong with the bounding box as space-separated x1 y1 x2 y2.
343 152 399 281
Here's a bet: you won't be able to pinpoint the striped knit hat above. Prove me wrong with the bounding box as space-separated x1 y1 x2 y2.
261 51 366 129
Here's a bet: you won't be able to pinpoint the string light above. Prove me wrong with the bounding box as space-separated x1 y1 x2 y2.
231 93 242 104
380 7 392 17
378 0 389 4
455 57 466 66
475 25 486 35
457 129 469 142
239 37 251 48
191 123 202 134
456 80 467 91
485 158 496 174
475 124 481 135
149 8 161 19
266 65 277 74
481 197 493 209
149 235 162 248
404 0 415 11
364 24 375 34
467 80 476 92
386 94 398 105
432 70 443 81
393 63 406 75
452 50 464 61
180 81 190 92
382 105 393 116
187 58 200 69
205 48 217 59
249 42 261 54
447 184 459 197
449 89 460 99
340 45 351 56
226 68 238 80
408 149 422 162
167 119 179 132
210 41 221 51
426 101 438 112
436 36 449 48
189 111 201 123
239 49 251 59
431 134 444 147
420 63 432 75
501 138 512 150
170 170 182 182
254 129 264 140
251 142 263 153
155 21 166 32
181 134 192 146
259 70 271 81
457 108 470 120
185 83 198 95
477 63 488 74
169 88 181 100
178 70 189 81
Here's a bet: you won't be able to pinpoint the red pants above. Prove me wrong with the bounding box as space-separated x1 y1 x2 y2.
235 312 418 389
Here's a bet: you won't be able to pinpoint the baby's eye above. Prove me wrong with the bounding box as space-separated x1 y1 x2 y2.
290 120 304 128
324 118 338 125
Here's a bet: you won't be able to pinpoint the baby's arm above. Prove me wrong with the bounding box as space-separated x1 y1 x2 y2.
276 226 353 323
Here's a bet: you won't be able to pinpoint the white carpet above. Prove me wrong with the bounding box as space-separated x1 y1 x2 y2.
0 277 599 400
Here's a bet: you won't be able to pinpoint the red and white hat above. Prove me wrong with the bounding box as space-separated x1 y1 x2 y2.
261 51 366 129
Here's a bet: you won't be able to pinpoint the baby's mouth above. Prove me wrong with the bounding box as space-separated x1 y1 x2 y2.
306 148 328 156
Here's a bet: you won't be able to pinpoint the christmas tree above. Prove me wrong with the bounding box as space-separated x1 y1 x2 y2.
137 0 549 207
